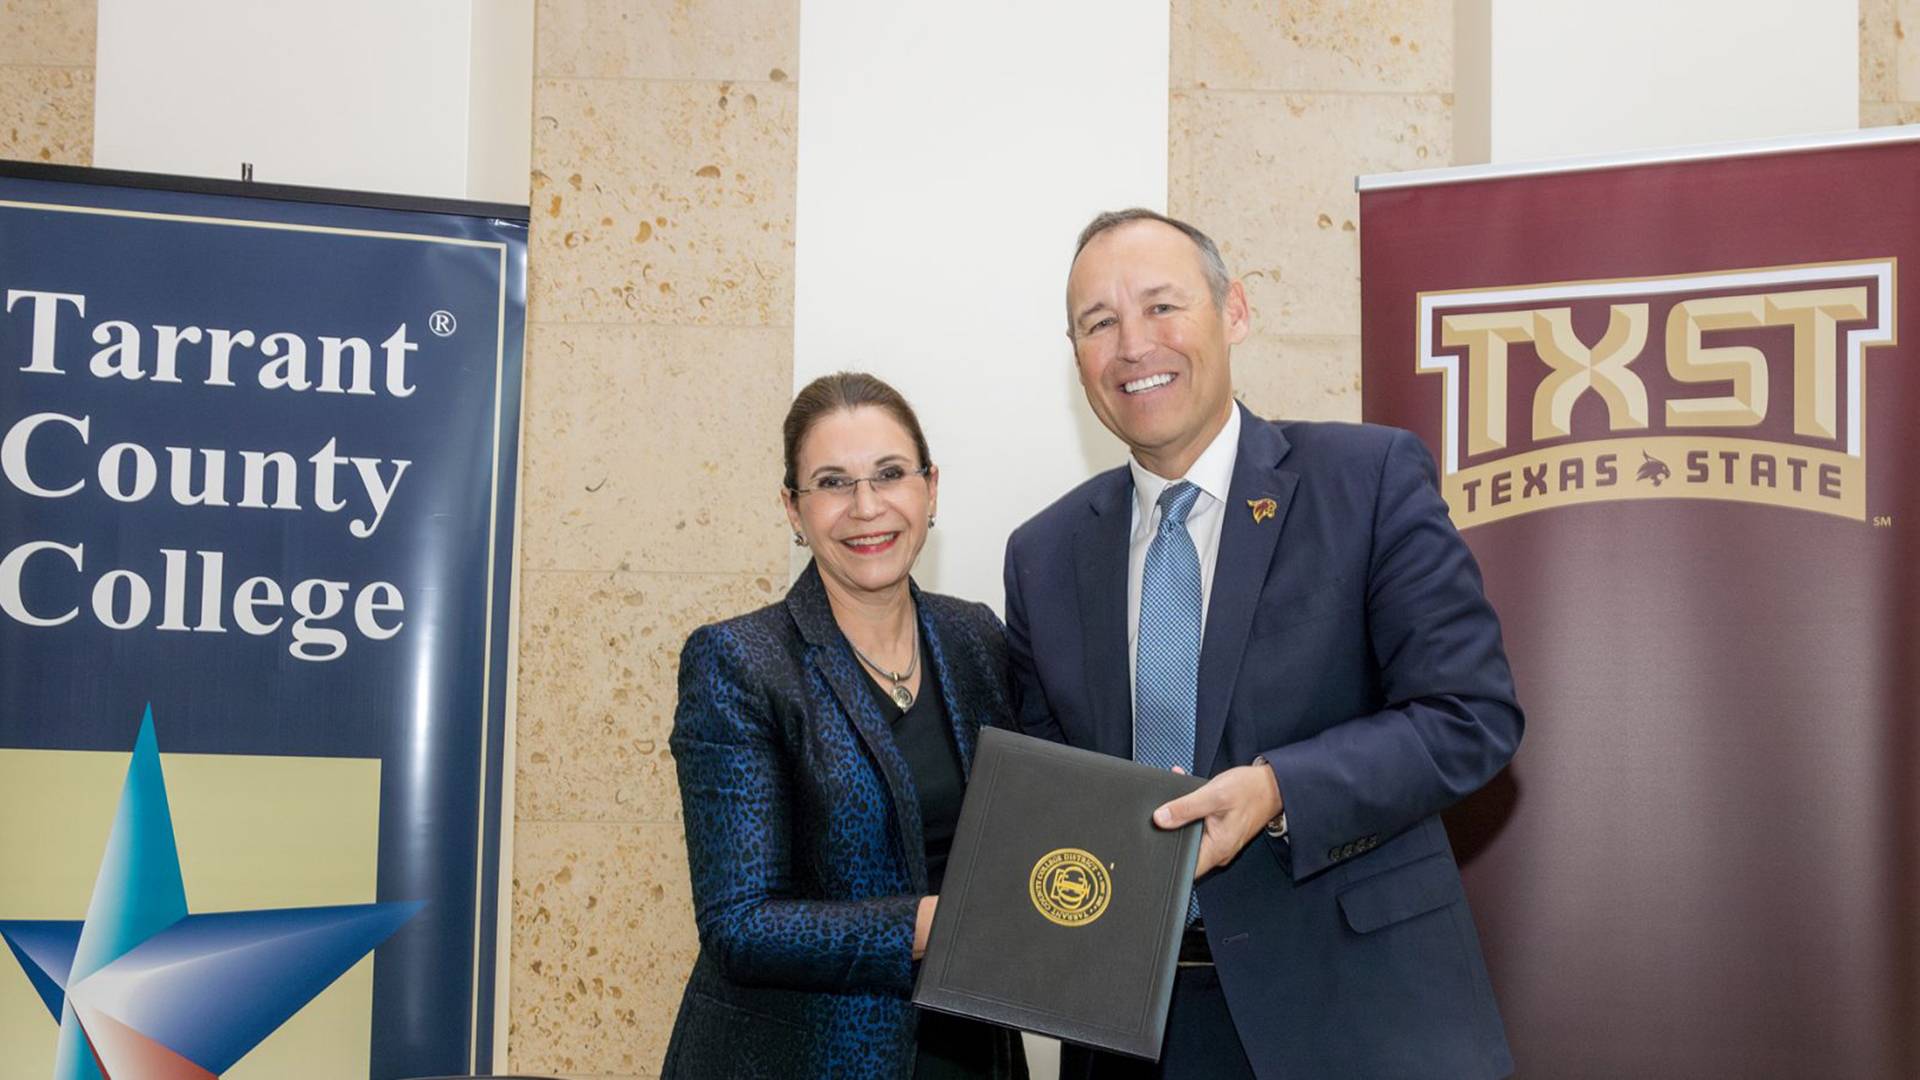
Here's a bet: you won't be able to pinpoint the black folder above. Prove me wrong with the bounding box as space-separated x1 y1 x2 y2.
913 728 1206 1060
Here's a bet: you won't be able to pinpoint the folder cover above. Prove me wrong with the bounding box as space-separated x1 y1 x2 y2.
912 727 1206 1060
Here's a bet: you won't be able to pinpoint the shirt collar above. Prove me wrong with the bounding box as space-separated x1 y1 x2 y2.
1128 404 1241 523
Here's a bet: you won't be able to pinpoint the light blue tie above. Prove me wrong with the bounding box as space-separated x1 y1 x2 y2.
1135 481 1203 922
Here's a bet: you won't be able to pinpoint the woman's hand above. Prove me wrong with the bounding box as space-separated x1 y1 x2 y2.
912 896 937 959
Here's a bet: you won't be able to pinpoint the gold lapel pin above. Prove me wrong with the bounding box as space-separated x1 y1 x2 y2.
1248 497 1277 524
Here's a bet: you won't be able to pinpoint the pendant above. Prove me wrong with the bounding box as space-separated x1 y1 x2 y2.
890 684 914 710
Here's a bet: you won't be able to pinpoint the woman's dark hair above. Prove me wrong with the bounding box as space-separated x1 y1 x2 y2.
782 371 933 491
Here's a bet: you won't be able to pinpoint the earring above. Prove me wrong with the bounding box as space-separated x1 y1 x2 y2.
927 514 937 529
792 531 808 547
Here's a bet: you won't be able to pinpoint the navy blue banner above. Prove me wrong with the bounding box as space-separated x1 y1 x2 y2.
0 165 525 1078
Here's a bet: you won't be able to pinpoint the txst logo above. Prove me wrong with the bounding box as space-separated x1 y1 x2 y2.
1417 260 1896 528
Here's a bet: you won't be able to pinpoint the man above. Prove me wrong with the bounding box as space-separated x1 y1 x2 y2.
1003 209 1520 1079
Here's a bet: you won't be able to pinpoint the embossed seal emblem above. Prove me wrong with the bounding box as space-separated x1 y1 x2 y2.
1029 847 1112 927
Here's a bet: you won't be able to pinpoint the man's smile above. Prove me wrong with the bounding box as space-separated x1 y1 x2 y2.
1122 372 1177 395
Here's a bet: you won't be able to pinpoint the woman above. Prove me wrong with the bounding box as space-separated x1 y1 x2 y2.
662 372 1027 1079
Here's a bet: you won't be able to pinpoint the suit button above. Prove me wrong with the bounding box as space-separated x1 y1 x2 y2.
1327 847 1342 862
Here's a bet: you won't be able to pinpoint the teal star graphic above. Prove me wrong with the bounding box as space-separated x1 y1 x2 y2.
0 707 421 1078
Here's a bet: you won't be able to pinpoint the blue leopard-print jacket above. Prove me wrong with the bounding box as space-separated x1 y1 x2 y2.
661 562 1027 1079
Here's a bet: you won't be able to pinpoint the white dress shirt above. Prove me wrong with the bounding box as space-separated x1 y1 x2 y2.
1126 405 1241 716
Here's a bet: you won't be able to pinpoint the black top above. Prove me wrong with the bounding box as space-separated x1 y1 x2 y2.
861 644 1005 1080
861 642 965 894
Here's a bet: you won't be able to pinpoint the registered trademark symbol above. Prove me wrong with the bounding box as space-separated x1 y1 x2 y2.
429 310 457 337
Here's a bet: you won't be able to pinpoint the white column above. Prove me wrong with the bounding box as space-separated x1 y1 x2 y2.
1455 0 1858 164
793 0 1170 614
93 0 530 204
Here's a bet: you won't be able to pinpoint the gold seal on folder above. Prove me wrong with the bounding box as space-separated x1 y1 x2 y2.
1029 847 1112 927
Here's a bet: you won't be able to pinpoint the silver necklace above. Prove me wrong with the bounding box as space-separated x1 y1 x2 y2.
849 619 919 710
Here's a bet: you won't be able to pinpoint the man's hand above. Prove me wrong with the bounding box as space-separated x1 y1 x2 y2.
1153 762 1283 878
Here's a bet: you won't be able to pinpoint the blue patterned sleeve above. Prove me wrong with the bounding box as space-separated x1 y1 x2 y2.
670 623 919 995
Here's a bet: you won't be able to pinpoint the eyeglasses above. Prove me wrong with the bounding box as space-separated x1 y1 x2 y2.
789 465 931 501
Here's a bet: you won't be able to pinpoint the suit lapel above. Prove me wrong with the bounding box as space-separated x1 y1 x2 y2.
917 590 976 776
786 563 928 891
1073 468 1135 760
1195 408 1296 777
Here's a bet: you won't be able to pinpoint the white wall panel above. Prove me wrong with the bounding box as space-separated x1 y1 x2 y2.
94 0 530 203
794 0 1169 615
1457 0 1856 164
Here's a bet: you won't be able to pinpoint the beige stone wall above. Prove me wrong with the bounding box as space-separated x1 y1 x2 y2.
1862 1 1920 126
0 0 93 165
1171 1 1452 423
509 1 799 1076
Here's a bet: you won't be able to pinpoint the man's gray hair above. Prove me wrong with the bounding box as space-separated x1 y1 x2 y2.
1072 208 1232 308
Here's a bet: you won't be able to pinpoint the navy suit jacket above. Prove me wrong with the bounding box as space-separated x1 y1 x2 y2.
662 562 1025 1079
1004 407 1520 1079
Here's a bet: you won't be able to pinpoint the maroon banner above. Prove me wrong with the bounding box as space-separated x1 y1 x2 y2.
1360 137 1920 1078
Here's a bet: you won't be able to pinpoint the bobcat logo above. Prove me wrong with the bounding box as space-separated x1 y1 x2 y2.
1636 451 1671 487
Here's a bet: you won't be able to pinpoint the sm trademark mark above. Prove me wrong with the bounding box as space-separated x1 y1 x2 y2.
1417 260 1896 529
